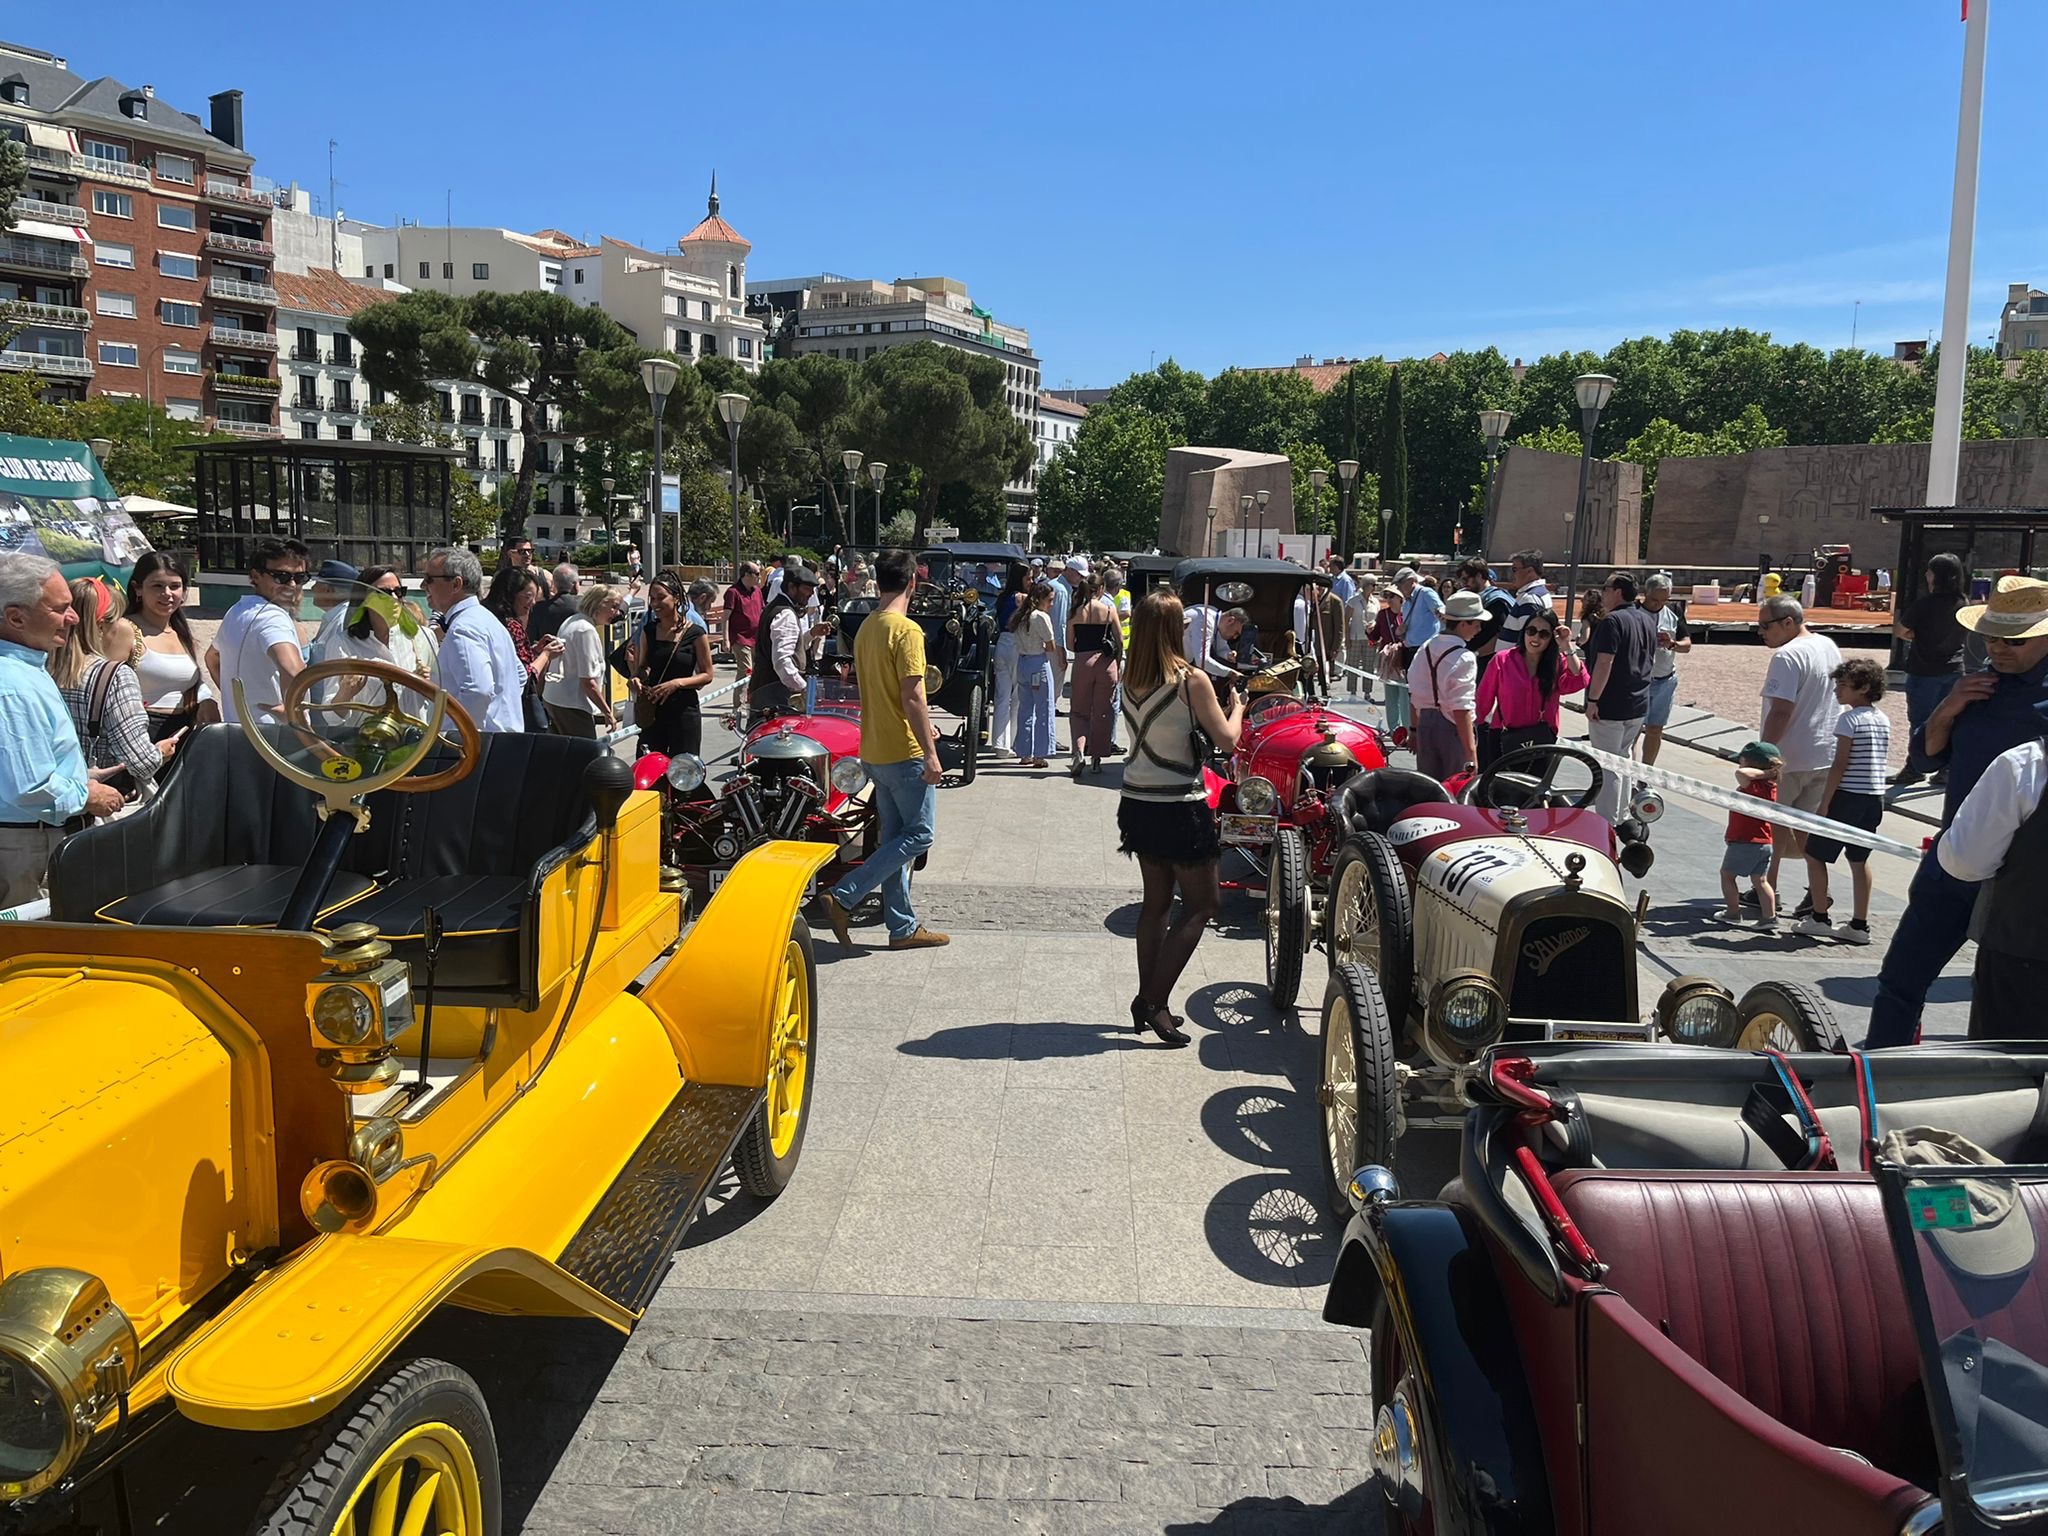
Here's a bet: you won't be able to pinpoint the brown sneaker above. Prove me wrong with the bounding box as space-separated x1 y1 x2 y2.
821 894 854 947
888 927 951 950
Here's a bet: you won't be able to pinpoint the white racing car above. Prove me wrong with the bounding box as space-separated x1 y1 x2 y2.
1316 743 1844 1209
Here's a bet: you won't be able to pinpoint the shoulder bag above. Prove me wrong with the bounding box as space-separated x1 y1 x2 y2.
82 658 136 800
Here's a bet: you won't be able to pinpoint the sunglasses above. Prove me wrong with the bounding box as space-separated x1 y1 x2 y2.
1526 627 1556 640
261 568 308 584
1987 634 2039 649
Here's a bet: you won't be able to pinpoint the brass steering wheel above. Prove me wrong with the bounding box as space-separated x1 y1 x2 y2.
237 659 480 816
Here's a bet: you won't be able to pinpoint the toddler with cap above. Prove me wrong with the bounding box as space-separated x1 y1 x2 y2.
1718 741 1782 930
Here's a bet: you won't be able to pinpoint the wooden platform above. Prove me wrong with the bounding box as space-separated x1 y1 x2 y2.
1552 595 1892 641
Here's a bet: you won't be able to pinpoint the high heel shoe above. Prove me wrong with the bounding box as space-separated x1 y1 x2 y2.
1128 996 1190 1046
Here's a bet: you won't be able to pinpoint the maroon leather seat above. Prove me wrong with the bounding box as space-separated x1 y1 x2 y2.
1555 1170 1933 1482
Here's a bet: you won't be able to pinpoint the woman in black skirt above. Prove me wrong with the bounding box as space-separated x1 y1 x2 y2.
1117 591 1243 1044
627 567 715 755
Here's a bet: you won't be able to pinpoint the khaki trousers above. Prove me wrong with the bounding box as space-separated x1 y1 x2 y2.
0 824 65 910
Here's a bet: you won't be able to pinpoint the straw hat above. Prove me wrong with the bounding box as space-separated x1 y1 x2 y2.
1958 574 2048 641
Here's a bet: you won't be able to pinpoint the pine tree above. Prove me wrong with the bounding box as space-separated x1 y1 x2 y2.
1378 366 1410 559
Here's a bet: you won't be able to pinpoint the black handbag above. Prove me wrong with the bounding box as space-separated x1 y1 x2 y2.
1479 721 1556 770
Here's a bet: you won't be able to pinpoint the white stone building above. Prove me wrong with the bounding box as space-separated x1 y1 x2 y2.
1036 391 1086 472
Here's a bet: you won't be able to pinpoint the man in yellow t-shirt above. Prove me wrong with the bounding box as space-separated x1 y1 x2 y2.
821 549 950 951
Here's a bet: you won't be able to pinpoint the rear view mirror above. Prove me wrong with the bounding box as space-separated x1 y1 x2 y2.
1216 580 1254 604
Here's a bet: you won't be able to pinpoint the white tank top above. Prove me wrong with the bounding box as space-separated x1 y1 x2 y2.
135 641 208 712
1120 673 1206 803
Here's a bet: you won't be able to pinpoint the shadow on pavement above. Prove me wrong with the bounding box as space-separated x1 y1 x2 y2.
898 1019 1145 1059
1164 1482 1385 1533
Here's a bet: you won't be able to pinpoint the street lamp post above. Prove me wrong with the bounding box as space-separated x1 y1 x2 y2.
638 358 679 577
1255 489 1270 557
1205 502 1218 556
1308 467 1328 550
1335 459 1359 565
867 461 887 549
1477 407 1513 556
840 448 863 553
601 475 615 576
715 391 750 581
1562 374 1616 627
1237 493 1253 559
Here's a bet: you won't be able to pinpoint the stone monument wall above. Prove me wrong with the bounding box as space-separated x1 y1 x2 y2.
1485 445 1642 569
1647 438 2048 569
1159 446 1295 557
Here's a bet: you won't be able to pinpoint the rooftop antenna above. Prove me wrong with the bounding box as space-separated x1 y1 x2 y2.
446 189 453 293
327 139 340 272
1851 298 1861 349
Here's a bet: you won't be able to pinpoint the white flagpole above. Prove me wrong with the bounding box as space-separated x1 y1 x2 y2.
1927 0 1991 508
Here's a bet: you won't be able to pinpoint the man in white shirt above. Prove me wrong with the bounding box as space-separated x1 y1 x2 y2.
421 546 525 733
748 561 829 721
1938 733 2048 1038
1346 576 1379 697
1758 594 1843 909
1050 555 1084 707
1184 603 1246 694
1406 590 1487 780
207 537 309 726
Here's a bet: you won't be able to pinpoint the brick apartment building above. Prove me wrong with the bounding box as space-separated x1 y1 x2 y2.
0 38 278 436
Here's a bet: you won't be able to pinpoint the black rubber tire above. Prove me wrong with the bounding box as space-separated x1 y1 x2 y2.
1734 979 1846 1054
1323 832 1414 1021
252 1357 499 1535
1265 826 1309 1010
1320 960 1401 1217
734 918 817 1196
958 681 983 786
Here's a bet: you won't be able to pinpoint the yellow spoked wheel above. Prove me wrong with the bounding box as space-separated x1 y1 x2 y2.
254 1359 499 1536
335 1424 481 1535
734 918 816 1197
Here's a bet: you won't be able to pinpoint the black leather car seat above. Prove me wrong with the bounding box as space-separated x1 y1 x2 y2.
1336 768 1449 840
51 726 601 1009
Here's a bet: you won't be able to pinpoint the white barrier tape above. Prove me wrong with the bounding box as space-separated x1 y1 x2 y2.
0 897 49 923
1575 743 1923 860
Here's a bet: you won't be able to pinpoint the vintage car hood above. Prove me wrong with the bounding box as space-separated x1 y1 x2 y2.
1236 708 1386 807
741 711 865 814
0 967 269 1340
1387 803 1613 864
1410 831 1630 910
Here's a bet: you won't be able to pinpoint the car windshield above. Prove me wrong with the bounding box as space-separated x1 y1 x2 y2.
1889 1165 2048 1524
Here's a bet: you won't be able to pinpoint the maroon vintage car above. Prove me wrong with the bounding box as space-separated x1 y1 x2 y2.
1327 1041 2048 1536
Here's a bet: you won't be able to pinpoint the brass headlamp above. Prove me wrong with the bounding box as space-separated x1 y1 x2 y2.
307 922 416 1094
0 1269 137 1501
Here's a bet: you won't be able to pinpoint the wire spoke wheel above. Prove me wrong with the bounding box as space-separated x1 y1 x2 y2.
1264 827 1308 1010
1734 979 1843 1054
1322 834 1412 1019
1319 961 1399 1217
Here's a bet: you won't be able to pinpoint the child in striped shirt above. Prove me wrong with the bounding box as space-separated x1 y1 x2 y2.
1797 656 1892 944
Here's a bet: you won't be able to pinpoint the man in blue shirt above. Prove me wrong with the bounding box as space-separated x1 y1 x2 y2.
422 546 527 733
0 553 124 908
1397 567 1442 668
1867 575 2048 1047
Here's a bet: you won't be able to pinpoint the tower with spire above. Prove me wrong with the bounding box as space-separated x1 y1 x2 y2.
678 171 750 302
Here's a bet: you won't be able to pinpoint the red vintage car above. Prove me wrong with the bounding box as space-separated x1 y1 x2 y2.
1327 1041 2048 1536
1173 559 1391 1011
635 695 876 903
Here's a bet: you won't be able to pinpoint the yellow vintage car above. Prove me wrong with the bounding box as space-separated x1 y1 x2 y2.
0 659 827 1534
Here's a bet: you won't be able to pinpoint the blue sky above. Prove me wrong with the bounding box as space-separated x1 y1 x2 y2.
37 2 2045 388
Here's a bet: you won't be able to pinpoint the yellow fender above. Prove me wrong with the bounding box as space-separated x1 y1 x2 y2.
164 1235 630 1429
643 839 834 1087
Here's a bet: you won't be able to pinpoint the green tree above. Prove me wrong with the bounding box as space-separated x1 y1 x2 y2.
0 367 62 439
754 353 867 544
1204 367 1319 456
1102 359 1210 440
854 343 1030 545
0 138 23 234
1285 440 1337 532
1036 404 1178 552
1512 422 1586 455
352 289 637 538
1377 367 1410 558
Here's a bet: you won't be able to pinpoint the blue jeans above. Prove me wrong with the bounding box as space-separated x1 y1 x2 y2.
1903 673 1956 771
1865 842 1977 1047
829 758 934 941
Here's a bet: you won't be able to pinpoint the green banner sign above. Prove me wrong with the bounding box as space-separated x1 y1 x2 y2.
0 431 149 581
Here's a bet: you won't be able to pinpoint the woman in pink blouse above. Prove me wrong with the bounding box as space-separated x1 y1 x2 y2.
1475 608 1587 767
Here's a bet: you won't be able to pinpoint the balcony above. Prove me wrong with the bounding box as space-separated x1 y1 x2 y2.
72 153 151 189
204 229 274 260
0 238 88 278
11 196 88 227
212 418 282 438
0 300 90 331
208 276 278 306
208 370 280 398
202 178 273 211
210 323 277 353
290 396 326 413
0 350 92 377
